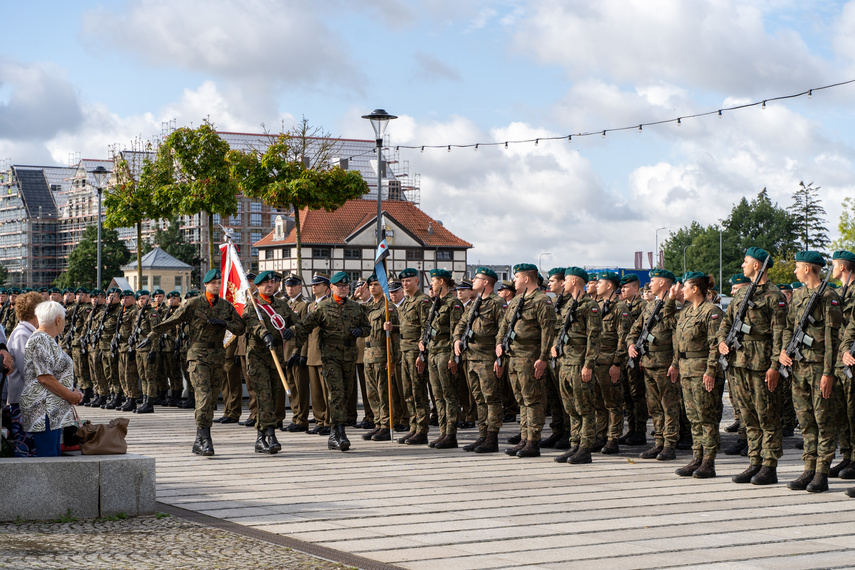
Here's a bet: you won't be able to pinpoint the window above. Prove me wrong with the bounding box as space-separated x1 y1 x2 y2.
436 250 452 261
259 249 266 260
344 248 361 259
232 231 241 242
212 214 221 225
153 276 161 288
313 248 331 258
250 213 262 226
251 247 259 258
174 276 182 290
229 215 241 226
406 249 423 261
282 247 291 258
250 231 262 244
251 201 263 212
347 271 362 283
141 275 148 287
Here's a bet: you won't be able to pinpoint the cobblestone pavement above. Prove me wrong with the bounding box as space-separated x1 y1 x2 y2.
0 514 351 570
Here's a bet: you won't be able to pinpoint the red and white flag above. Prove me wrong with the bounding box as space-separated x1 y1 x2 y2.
219 241 251 347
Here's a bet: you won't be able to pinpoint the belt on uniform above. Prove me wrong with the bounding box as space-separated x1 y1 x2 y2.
679 350 708 359
325 339 355 347
190 342 218 349
562 339 587 347
364 341 387 348
401 335 420 340
432 334 450 341
647 344 673 353
514 338 540 346
742 334 771 341
470 336 496 344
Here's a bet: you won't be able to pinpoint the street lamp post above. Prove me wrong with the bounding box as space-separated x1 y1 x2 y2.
655 226 667 268
538 252 551 272
91 166 111 289
361 109 398 247
682 244 694 274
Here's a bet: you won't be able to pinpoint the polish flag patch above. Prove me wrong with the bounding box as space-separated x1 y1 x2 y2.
591 307 598 313
779 301 786 306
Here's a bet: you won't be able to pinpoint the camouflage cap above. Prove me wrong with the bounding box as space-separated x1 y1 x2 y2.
564 266 589 283
794 250 826 267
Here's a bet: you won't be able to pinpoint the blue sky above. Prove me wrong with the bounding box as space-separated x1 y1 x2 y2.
2 1 854 267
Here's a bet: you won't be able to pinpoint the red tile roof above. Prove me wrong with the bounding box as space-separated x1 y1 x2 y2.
254 199 471 249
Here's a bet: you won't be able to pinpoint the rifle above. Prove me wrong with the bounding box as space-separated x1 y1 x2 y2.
496 290 527 369
110 303 129 358
91 293 116 355
780 265 833 379
62 302 81 350
127 299 149 356
551 294 579 369
628 297 665 369
454 294 483 364
418 295 443 363
80 303 98 356
175 322 187 360
0 299 9 324
843 339 855 381
718 255 772 371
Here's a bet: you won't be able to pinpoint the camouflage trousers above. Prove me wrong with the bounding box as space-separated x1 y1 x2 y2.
287 357 311 426
509 355 545 443
559 362 596 448
622 363 648 434
594 364 624 442
834 370 855 459
680 374 722 459
100 351 121 395
119 351 141 399
320 355 356 427
72 347 91 390
428 350 459 436
162 351 183 397
732 367 782 467
246 351 283 431
188 357 226 428
401 350 430 434
88 349 107 396
307 365 328 426
779 373 797 433
466 358 503 435
136 351 158 397
544 364 572 436
181 350 193 397
792 363 836 473
365 361 391 430
726 373 747 440
643 367 680 448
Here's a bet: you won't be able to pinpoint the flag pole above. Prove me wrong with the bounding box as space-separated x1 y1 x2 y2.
246 286 292 397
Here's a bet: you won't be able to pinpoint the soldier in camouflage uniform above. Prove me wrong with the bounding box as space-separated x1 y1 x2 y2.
360 274 399 442
540 268 573 450
133 290 161 415
718 247 786 486
2 288 20 334
551 267 601 464
70 288 94 403
673 273 724 478
142 269 246 456
780 251 842 493
839 321 855 496
160 292 184 406
61 289 76 358
628 268 679 461
618 275 648 446
453 267 507 453
419 268 464 449
396 268 433 445
98 288 124 409
115 290 140 412
281 274 311 432
243 271 301 454
722 274 751 456
497 263 556 458
176 291 198 409
299 271 369 451
85 289 111 407
830 250 855 478
594 271 632 455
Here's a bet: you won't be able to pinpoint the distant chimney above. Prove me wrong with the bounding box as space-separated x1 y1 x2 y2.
428 222 433 235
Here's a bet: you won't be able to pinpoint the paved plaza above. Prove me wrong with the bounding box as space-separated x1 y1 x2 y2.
13 400 855 569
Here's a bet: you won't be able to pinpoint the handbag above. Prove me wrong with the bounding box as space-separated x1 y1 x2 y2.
61 407 86 452
78 416 129 455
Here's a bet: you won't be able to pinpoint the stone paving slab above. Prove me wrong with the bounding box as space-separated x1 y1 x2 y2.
78 403 855 569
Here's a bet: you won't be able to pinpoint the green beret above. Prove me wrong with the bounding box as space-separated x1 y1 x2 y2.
649 268 676 282
745 246 773 268
254 270 280 285
399 268 418 279
674 276 684 284
63 288 74 294
537 273 544 286
791 282 803 289
167 290 181 299
475 267 499 281
587 272 599 282
620 274 640 286
564 266 589 283
777 283 792 291
75 287 89 294
430 268 452 280
0 287 6 294
833 250 855 263
598 271 621 285
135 289 150 297
794 250 825 267
330 271 350 285
9 287 21 294
91 289 105 296
37 287 47 292
512 263 538 274
202 268 221 283
152 289 165 296
122 289 134 297
185 290 200 298
49 288 60 294
547 267 565 278
829 283 839 289
729 273 750 285
366 273 378 284
683 271 707 282
106 287 120 295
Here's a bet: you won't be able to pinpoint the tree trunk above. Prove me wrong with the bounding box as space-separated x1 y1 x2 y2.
137 221 143 289
293 204 303 279
207 212 215 272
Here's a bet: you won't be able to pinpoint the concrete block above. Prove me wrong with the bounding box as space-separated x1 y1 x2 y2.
100 454 157 517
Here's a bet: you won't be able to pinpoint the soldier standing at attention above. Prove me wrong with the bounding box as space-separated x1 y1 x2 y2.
299 272 369 451
71 288 93 404
497 264 556 458
99 288 124 410
722 274 751 456
541 267 571 450
242 271 301 454
495 281 520 425
389 280 409 431
281 274 311 433
830 250 855 478
618 275 647 446
552 266 601 464
140 269 246 456
780 252 842 492
718 248 786 486
133 290 160 415
419 269 464 449
176 290 198 409
453 267 507 453
83 290 106 407
627 269 679 461
361 273 398 442
305 274 331 435
161 292 183 406
455 280 477 429
397 268 432 445
116 290 140 412
673 273 724 478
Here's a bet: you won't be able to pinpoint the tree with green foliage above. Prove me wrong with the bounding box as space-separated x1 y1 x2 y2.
152 218 201 282
55 225 130 289
789 181 830 251
227 118 369 274
832 196 855 252
151 121 238 271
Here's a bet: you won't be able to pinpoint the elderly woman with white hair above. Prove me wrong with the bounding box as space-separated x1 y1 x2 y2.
19 300 83 456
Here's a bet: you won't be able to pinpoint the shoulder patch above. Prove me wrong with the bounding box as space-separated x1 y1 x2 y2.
621 312 629 317
546 299 552 305
778 301 786 307
711 314 719 319
502 303 508 309
591 307 598 313
832 300 839 306
453 304 462 309
421 298 431 304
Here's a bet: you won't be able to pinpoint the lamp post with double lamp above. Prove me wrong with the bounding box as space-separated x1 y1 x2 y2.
361 109 398 247
90 166 112 289
538 252 552 272
655 226 667 269
682 244 694 274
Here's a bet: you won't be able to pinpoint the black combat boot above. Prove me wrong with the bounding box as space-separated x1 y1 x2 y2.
255 430 271 454
435 434 458 449
806 472 828 493
724 420 740 433
840 464 855 479
362 427 380 441
463 436 486 452
338 425 350 451
398 431 415 444
429 434 446 448
693 457 716 478
179 395 195 409
830 458 851 478
555 448 575 463
135 396 155 414
474 432 499 453
846 485 855 498
99 394 112 409
554 433 572 449
787 470 816 490
405 432 428 445
569 447 592 464
656 447 676 461
723 439 747 455
505 440 527 456
625 432 647 446
732 464 761 484
192 428 204 455
328 425 350 452
601 440 619 455
507 433 522 445
104 394 119 410
750 466 777 485
199 427 215 456
589 437 607 453
676 433 693 451
120 396 137 412
267 427 281 454
371 428 392 441
640 444 664 459
80 388 93 405
675 457 702 477
539 431 563 448
516 440 540 458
